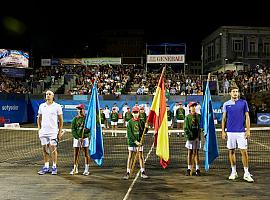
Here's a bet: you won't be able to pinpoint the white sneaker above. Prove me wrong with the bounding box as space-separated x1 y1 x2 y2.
243 173 254 183
228 172 238 180
70 168 78 175
141 171 149 179
83 171 90 176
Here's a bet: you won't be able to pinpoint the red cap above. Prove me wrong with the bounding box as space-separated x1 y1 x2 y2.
188 102 197 107
76 104 85 109
132 106 140 112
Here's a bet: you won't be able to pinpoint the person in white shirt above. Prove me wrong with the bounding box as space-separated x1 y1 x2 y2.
183 103 190 116
195 102 201 114
173 102 180 118
144 102 150 116
112 103 119 113
122 102 129 117
103 105 111 129
37 90 63 175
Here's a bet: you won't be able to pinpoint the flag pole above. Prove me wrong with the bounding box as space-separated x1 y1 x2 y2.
130 65 166 177
129 124 148 177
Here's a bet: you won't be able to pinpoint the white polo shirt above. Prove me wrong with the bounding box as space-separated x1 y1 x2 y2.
38 102 63 137
103 108 111 119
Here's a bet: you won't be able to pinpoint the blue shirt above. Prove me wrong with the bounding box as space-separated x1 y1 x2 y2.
222 99 249 132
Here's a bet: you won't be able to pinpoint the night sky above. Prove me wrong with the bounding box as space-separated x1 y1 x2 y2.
1 3 269 61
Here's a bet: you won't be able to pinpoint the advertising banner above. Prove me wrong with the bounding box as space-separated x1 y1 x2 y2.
1 67 25 78
30 100 88 123
82 57 121 65
147 55 185 63
30 99 224 123
257 113 270 124
59 58 82 65
0 100 28 123
41 59 51 66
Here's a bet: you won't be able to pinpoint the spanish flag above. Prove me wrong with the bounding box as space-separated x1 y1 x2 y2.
147 67 170 169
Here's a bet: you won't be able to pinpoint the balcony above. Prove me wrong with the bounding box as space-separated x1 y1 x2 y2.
247 52 258 58
232 51 244 59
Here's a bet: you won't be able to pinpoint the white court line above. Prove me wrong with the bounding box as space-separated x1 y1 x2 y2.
123 143 155 200
249 139 270 150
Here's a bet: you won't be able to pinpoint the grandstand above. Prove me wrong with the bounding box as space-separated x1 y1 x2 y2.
1 61 270 125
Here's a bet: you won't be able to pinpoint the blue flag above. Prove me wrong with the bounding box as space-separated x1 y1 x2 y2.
85 81 104 166
200 81 219 172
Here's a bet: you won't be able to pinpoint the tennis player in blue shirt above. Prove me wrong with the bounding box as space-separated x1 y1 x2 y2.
222 86 254 182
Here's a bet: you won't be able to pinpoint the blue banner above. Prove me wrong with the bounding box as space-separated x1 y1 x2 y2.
30 100 88 123
30 99 225 123
0 100 28 123
1 67 25 78
257 113 270 124
212 102 223 122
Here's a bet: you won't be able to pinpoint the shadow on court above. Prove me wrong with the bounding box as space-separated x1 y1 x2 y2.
0 165 269 200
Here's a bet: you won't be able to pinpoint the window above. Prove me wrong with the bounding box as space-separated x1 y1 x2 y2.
206 43 215 62
249 41 256 53
263 42 270 56
233 39 243 52
215 39 220 59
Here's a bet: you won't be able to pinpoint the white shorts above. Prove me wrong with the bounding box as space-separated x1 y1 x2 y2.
39 136 58 146
177 120 184 123
73 138 89 147
167 120 172 127
111 121 118 126
227 132 247 149
185 140 201 150
128 146 144 152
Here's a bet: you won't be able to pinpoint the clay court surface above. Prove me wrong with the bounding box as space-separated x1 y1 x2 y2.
1 166 270 200
0 126 269 200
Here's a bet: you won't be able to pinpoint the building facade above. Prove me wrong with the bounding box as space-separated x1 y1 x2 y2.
98 29 145 64
185 61 202 75
201 26 270 73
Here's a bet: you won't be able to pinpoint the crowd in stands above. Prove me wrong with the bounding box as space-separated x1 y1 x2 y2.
66 65 134 96
1 63 270 96
0 66 65 94
0 74 31 94
217 64 270 95
135 72 204 95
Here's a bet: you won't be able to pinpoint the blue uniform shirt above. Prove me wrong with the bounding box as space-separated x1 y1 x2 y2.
223 99 249 132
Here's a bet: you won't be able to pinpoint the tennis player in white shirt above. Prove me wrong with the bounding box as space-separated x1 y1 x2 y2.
37 90 63 175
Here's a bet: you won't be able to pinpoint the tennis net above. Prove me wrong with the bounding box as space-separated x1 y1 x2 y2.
0 127 269 169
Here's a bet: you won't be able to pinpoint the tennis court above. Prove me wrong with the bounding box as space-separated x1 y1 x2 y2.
0 127 270 199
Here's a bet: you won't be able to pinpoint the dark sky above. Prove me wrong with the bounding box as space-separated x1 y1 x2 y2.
1 3 270 61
